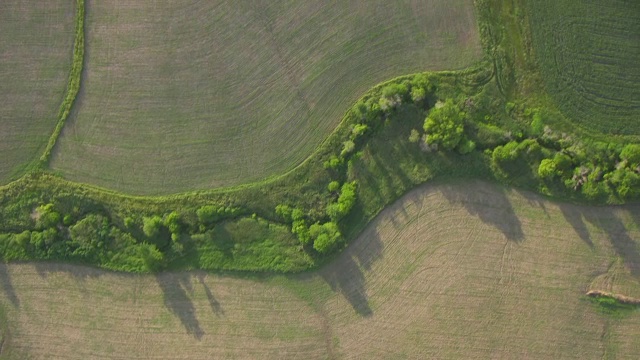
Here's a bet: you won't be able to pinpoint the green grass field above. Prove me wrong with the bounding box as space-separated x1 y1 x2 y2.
0 182 638 359
49 0 482 194
0 1 75 183
526 0 640 135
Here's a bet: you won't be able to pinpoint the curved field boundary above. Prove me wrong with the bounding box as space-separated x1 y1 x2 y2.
0 0 76 183
38 0 85 166
0 182 638 359
49 0 482 195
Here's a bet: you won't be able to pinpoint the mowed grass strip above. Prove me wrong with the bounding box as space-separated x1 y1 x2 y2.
0 1 75 183
0 182 638 359
526 0 640 135
50 0 482 195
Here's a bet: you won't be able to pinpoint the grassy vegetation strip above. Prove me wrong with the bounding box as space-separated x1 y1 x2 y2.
38 0 85 166
0 183 638 358
0 1 76 183
1 62 639 274
587 290 640 306
49 0 481 194
0 0 638 274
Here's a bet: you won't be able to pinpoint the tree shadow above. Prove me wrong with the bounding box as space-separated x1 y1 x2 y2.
320 209 385 317
320 255 372 317
440 182 524 242
195 273 224 317
515 189 550 219
33 262 103 280
558 204 594 248
628 204 640 233
155 273 204 339
0 263 19 308
582 211 640 278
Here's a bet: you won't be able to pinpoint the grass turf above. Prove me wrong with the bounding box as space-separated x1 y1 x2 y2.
0 0 75 184
525 0 640 136
49 0 482 195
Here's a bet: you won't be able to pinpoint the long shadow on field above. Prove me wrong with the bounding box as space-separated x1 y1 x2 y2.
440 183 524 242
0 263 19 307
558 204 594 248
320 222 383 317
34 262 103 279
156 273 204 339
629 204 640 234
582 210 640 278
321 256 372 317
196 273 224 317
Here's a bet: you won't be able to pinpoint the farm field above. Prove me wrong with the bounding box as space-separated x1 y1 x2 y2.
0 1 75 184
50 0 482 194
0 182 638 359
526 0 640 135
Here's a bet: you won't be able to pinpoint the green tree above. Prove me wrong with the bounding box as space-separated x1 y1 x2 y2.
411 87 426 103
275 204 293 221
327 181 340 192
309 222 342 254
69 214 110 260
142 215 163 239
326 181 358 221
620 144 640 165
323 155 343 170
341 140 355 157
164 211 181 235
538 158 558 179
457 139 476 155
351 124 368 138
423 99 465 150
196 205 219 225
34 203 61 229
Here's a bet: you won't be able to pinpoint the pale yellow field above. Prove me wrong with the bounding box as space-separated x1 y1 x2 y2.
0 182 638 359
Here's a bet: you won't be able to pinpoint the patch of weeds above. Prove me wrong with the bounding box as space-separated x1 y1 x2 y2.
587 295 640 318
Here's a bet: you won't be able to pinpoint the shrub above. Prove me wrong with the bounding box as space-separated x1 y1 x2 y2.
530 111 545 136
381 83 409 99
309 222 342 254
164 211 181 234
292 218 311 245
351 124 368 138
492 141 520 164
457 139 476 155
341 140 355 157
275 204 293 222
196 205 218 225
327 181 340 192
423 99 465 150
142 215 163 239
408 129 421 143
411 73 433 93
326 181 357 221
69 214 109 260
537 158 558 179
34 203 61 230
411 87 426 103
620 144 640 165
323 155 343 170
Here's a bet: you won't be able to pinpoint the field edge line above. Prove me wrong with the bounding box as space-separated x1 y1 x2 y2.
38 0 85 168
